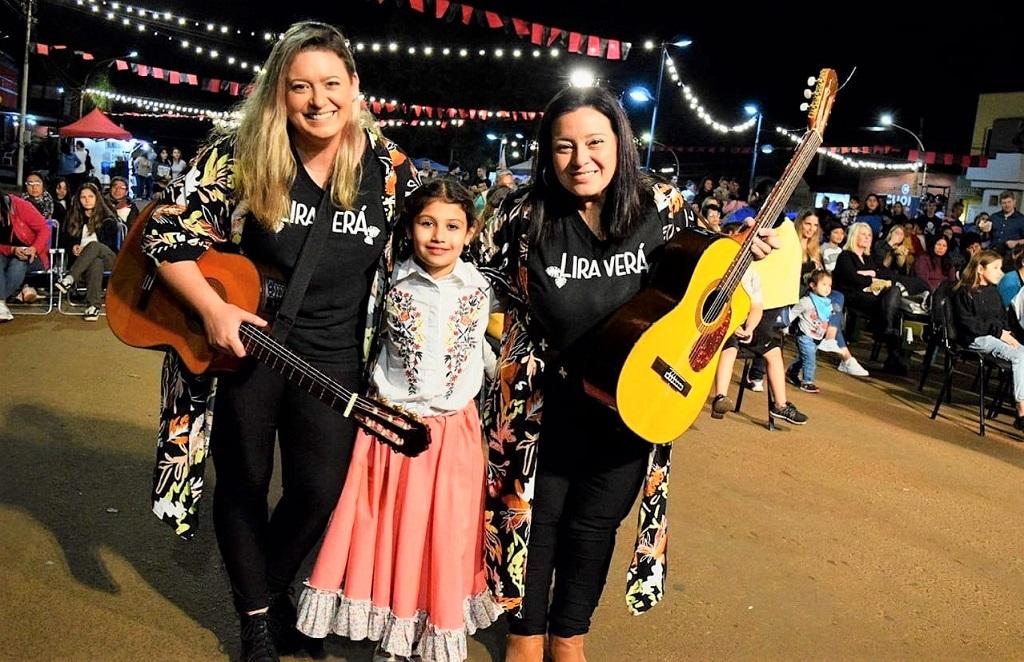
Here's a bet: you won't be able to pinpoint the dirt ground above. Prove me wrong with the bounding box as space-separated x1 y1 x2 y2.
2 313 1023 661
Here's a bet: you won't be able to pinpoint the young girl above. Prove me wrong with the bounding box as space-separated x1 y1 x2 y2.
296 179 502 660
953 250 1024 432
787 270 869 392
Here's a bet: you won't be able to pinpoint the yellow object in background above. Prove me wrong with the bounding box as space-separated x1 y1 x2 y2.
753 219 801 309
487 312 504 339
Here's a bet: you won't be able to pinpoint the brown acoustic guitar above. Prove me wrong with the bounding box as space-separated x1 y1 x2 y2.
105 205 431 455
583 69 839 444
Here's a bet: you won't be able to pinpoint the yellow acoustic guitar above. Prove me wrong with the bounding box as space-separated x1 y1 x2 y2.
582 69 839 443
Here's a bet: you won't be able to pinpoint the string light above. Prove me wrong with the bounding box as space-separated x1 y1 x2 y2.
665 55 756 134
85 87 232 119
775 127 922 171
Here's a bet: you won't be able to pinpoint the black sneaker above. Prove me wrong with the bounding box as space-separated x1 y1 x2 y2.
770 401 809 425
799 382 820 394
710 394 733 419
785 370 801 388
240 611 279 662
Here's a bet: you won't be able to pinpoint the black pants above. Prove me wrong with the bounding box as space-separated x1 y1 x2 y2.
210 351 360 614
508 381 650 637
844 287 902 356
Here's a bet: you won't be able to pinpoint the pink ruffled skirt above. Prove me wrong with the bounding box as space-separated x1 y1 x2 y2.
296 402 502 661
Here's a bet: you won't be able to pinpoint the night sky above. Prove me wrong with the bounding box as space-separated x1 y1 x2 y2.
5 0 1022 176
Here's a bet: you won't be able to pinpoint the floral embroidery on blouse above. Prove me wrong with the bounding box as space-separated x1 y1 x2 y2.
445 288 488 398
385 288 425 395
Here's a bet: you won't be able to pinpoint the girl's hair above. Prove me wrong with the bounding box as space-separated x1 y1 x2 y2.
226 21 377 231
956 249 1002 291
52 176 68 195
808 268 831 288
66 182 117 238
796 210 821 265
884 224 904 245
400 177 479 233
843 221 872 252
528 85 650 243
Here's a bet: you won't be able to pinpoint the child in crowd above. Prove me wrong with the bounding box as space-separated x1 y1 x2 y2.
296 179 502 660
711 221 808 425
953 250 1024 433
787 270 869 393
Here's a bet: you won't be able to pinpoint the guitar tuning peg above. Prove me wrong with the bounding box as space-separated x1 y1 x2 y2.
800 102 810 112
803 89 813 99
807 76 817 86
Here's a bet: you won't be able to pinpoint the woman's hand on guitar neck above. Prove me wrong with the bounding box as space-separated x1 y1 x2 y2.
747 221 781 260
200 299 268 358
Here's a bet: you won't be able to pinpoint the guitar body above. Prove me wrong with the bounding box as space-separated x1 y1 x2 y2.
583 228 750 444
106 205 279 375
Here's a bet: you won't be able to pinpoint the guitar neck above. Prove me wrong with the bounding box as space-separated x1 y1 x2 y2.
720 130 824 297
238 323 361 416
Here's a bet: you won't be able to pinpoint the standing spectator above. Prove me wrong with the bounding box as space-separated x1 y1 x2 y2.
51 177 70 225
916 200 943 236
838 195 860 226
997 245 1024 307
694 175 716 207
68 140 89 193
169 147 189 179
133 149 153 200
988 191 1024 254
153 148 173 195
821 223 846 272
0 192 51 319
21 172 53 219
890 201 909 226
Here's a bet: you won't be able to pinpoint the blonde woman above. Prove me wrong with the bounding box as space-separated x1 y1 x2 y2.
141 22 420 661
832 221 907 374
796 209 822 281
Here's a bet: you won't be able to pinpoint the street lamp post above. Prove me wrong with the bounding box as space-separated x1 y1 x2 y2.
644 38 692 170
643 136 680 181
78 51 138 117
880 113 927 198
486 132 524 169
745 105 763 199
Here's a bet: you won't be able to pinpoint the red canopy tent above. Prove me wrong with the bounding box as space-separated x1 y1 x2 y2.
59 108 133 140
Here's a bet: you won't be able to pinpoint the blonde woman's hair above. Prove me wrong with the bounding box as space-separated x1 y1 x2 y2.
843 221 872 252
884 224 904 246
956 249 1003 291
796 210 821 266
225 21 378 230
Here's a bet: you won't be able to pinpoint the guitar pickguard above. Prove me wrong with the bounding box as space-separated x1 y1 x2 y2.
689 308 732 372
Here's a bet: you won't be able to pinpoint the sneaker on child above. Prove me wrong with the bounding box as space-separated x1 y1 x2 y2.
799 382 820 394
82 305 100 322
748 378 764 392
817 338 842 354
0 302 13 321
838 357 869 377
770 401 808 425
55 273 75 294
710 394 733 419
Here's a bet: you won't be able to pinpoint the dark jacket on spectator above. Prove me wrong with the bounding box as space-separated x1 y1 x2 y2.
832 250 894 295
913 253 956 292
953 284 1007 345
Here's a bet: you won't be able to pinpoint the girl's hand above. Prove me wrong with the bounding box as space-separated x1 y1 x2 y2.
72 244 82 257
856 269 876 277
198 299 267 357
1000 330 1020 348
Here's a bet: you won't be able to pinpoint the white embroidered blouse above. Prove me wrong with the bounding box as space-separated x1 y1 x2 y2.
372 257 495 416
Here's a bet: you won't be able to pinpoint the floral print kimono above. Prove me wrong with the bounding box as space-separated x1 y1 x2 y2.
140 129 419 539
476 182 689 616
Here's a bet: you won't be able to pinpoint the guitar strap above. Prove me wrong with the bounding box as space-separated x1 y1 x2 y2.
271 186 337 342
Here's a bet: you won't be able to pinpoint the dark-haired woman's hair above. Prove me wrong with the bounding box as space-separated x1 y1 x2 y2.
808 269 832 287
66 182 118 239
401 177 479 233
528 85 650 243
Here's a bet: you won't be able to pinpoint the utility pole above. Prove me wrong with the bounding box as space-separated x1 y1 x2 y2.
15 0 35 185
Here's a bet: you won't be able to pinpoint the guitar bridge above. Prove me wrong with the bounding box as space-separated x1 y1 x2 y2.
652 357 691 396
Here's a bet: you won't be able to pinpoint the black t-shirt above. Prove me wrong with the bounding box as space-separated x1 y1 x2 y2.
527 206 669 352
241 147 385 361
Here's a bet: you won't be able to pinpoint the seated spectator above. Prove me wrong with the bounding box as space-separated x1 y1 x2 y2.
953 250 1024 434
832 222 908 374
787 269 869 392
0 192 51 320
796 210 822 286
105 176 139 229
872 225 911 274
914 235 957 293
51 177 69 225
21 172 54 220
821 223 845 272
998 245 1024 307
701 199 724 232
55 183 119 322
710 220 808 424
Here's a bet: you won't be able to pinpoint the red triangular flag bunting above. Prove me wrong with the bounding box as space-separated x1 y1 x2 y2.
115 59 128 71
152 67 164 79
138 65 150 77
461 5 473 24
409 0 425 11
169 71 181 84
512 18 530 36
435 0 449 18
607 40 621 60
35 43 49 55
484 11 503 28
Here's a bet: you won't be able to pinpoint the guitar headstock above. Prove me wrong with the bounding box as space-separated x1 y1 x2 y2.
803 69 838 138
354 397 432 457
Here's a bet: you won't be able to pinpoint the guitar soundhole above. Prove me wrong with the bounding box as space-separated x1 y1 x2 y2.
701 290 723 325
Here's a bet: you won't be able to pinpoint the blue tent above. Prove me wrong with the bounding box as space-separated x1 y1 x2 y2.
413 157 448 173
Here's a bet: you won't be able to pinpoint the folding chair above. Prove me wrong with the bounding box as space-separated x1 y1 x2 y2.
7 219 61 316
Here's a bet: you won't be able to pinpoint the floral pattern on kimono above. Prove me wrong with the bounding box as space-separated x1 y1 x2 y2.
141 129 420 539
476 181 687 616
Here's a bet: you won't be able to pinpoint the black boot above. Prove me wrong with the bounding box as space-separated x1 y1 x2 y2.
269 588 325 659
240 611 279 662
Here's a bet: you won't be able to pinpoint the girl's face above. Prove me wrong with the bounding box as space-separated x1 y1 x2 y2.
703 179 713 191
903 222 916 235
159 149 168 160
172 148 182 160
79 187 96 212
893 203 903 215
980 259 1004 286
865 195 880 212
889 227 905 245
409 200 475 279
811 277 832 297
56 181 68 198
550 107 618 202
829 227 845 245
799 214 819 239
933 238 948 257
